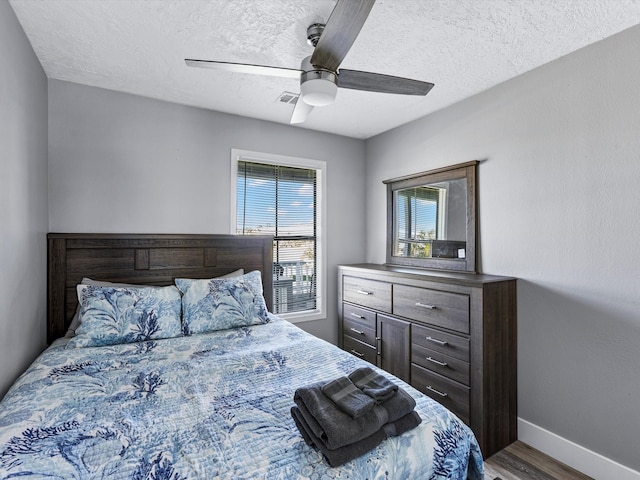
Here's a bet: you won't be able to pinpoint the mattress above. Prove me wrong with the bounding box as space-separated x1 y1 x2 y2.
0 315 484 479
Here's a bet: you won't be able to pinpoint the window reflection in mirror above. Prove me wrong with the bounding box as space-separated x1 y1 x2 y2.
393 178 467 259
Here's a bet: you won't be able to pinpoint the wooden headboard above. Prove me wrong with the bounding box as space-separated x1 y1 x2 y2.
47 233 274 344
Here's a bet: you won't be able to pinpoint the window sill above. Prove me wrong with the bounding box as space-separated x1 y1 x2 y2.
277 310 325 323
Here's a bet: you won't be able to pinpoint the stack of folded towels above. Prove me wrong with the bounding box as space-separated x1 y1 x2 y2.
291 366 422 467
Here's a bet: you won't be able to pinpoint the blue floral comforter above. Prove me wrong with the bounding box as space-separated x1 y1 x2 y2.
0 316 484 479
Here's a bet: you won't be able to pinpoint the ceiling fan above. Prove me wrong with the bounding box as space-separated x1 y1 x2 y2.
185 0 434 124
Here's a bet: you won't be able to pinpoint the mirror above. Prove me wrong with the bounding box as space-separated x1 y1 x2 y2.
384 161 477 272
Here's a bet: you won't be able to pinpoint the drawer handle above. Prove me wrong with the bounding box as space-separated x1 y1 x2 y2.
425 336 448 346
350 349 365 358
426 385 448 398
357 290 373 295
350 327 365 335
350 313 366 319
426 356 448 367
415 302 437 309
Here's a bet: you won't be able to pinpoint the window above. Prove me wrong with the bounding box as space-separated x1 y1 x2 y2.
231 149 326 322
394 186 446 258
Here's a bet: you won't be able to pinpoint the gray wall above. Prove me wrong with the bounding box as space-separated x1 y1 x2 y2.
8 5 639 471
48 79 367 344
365 25 640 471
0 1 48 399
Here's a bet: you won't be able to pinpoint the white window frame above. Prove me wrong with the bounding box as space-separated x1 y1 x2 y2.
230 148 326 323
437 185 448 239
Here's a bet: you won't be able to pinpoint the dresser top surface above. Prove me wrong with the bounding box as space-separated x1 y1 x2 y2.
339 263 516 287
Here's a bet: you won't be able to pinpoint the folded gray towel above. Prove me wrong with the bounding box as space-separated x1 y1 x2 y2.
293 381 416 450
382 410 422 437
294 382 388 450
321 376 375 418
291 406 422 467
291 405 385 467
349 366 398 402
381 386 416 423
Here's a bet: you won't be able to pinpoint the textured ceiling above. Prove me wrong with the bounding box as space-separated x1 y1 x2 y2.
9 0 640 139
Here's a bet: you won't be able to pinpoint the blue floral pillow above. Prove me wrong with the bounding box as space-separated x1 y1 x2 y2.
67 285 183 348
175 270 270 335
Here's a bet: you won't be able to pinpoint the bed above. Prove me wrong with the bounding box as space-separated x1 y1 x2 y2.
0 233 484 479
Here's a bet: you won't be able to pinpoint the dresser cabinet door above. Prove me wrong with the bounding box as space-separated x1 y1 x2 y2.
376 314 411 383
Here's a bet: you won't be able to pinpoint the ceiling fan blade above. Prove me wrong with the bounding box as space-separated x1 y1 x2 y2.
185 59 301 79
310 0 375 72
338 69 434 96
290 98 314 124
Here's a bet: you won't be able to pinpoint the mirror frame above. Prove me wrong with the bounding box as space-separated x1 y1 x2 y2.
384 160 478 273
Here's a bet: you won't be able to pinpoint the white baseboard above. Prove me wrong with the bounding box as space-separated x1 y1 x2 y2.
518 418 640 480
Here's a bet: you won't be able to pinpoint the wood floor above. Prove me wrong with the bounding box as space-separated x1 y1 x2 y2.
484 441 593 480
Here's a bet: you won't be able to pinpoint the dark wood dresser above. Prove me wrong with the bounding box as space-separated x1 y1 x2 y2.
338 263 517 458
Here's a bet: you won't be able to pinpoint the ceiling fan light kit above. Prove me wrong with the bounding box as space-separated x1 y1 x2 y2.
299 56 337 106
185 0 433 124
300 75 338 106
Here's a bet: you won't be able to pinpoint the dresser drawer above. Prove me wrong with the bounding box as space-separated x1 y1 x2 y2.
343 276 391 313
342 304 376 347
412 364 470 423
412 344 470 385
393 284 469 334
412 323 469 362
343 335 378 365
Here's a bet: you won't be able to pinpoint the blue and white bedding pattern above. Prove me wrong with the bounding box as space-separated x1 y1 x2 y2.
0 316 484 479
69 285 183 348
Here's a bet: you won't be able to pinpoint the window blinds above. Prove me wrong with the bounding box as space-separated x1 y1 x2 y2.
237 161 317 315
396 186 440 240
394 186 440 258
